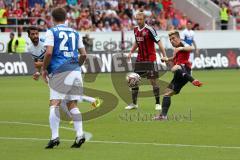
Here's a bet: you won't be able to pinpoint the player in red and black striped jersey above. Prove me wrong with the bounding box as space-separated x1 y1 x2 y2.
126 12 167 110
154 30 203 120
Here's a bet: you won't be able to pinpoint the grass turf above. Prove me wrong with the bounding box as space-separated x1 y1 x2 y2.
0 69 239 160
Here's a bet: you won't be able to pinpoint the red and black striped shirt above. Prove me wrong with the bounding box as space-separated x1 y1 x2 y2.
134 24 160 62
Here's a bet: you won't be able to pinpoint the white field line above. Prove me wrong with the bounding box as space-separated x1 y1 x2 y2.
0 121 92 141
0 121 240 150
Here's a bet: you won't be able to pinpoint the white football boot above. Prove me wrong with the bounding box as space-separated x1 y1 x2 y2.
125 103 138 110
155 104 162 111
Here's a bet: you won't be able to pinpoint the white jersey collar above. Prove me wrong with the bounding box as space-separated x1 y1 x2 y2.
138 24 146 31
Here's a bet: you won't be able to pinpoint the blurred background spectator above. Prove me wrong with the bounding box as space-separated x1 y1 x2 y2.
0 0 204 32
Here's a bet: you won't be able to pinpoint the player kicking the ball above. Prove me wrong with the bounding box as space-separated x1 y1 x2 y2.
126 12 167 110
153 30 203 120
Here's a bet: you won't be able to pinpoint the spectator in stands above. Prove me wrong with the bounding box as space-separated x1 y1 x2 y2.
158 11 167 30
154 0 163 15
121 13 132 31
67 0 78 6
220 3 230 30
162 0 173 16
0 4 7 32
179 14 188 29
28 0 45 8
124 2 134 19
96 22 106 32
172 13 180 29
0 0 201 32
104 21 112 32
7 32 15 53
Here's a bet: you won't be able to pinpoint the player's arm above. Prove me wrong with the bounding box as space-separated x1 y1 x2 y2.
157 40 167 57
42 46 53 83
127 42 138 60
148 26 167 58
78 33 87 66
192 40 199 56
78 48 87 66
32 59 42 81
176 45 194 52
42 30 54 83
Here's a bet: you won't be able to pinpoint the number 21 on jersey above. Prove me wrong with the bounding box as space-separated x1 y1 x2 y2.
59 31 76 51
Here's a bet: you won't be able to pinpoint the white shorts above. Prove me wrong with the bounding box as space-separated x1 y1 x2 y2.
48 70 83 100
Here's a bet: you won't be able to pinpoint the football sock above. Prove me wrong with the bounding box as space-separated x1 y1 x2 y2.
82 95 96 103
60 100 72 118
70 107 83 137
161 96 171 116
132 87 139 105
49 106 60 140
153 86 160 104
176 69 194 82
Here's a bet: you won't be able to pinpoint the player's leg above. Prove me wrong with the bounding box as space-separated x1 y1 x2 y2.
66 70 85 148
153 88 175 120
172 65 202 87
81 95 96 103
67 100 85 148
153 71 183 120
60 99 72 118
125 86 139 110
149 78 161 110
125 63 142 110
81 95 102 108
45 99 61 149
161 88 175 117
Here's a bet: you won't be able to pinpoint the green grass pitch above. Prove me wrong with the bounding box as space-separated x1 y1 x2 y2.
0 70 239 160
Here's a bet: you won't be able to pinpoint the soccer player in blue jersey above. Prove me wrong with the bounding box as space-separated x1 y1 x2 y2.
181 21 199 63
42 7 87 149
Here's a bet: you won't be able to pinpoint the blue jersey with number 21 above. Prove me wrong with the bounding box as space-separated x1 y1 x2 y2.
48 24 80 74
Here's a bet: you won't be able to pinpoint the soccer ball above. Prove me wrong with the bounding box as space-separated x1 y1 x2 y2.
126 72 141 88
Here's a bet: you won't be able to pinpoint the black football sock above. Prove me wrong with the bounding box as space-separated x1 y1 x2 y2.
153 86 160 104
132 87 139 105
175 69 194 82
161 96 171 116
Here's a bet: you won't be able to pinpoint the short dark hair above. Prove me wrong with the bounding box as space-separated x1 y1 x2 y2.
51 7 67 22
27 26 39 35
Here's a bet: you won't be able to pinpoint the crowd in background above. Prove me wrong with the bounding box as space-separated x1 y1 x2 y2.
0 0 201 32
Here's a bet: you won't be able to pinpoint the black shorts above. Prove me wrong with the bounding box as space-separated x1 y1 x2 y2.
168 65 191 94
134 61 159 79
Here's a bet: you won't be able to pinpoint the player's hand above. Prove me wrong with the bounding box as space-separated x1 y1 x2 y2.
127 52 132 62
41 70 48 84
33 71 40 81
34 61 43 68
161 57 169 62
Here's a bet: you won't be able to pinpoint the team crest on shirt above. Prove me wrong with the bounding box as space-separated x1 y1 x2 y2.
142 31 146 36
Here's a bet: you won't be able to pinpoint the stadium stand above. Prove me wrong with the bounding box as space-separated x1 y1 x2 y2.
0 0 202 32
